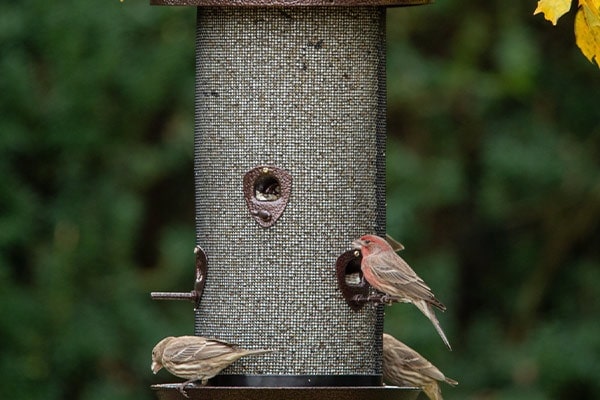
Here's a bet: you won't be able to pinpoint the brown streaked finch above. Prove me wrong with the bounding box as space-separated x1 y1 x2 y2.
352 234 451 350
383 333 457 400
385 234 405 252
151 336 272 397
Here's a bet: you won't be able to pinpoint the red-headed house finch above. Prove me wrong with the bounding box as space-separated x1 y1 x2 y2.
151 336 272 396
383 333 457 400
352 234 451 350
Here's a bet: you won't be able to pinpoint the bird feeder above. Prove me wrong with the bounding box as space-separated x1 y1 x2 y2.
149 1 431 399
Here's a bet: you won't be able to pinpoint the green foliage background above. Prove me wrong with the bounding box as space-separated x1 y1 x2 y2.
1 1 599 399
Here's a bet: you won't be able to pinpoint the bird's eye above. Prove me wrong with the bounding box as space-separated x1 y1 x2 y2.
364 240 371 244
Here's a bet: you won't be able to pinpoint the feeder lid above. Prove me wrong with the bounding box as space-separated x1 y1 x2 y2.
151 0 431 6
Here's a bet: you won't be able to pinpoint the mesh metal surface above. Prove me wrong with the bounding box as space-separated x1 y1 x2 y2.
193 6 386 377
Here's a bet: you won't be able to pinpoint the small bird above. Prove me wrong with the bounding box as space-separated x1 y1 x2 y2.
383 333 457 400
151 336 272 396
385 234 405 252
352 234 451 350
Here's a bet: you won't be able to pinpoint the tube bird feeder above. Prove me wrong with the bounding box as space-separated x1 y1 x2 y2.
150 1 431 399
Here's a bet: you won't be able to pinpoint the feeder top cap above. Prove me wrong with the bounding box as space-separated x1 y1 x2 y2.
151 0 431 6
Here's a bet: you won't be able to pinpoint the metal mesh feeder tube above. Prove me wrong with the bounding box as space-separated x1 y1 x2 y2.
193 4 386 379
150 1 431 399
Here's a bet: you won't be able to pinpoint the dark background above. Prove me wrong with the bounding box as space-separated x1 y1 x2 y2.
1 1 599 399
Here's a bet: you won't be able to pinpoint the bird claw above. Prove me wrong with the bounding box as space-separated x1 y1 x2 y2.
351 293 395 305
367 294 395 305
351 294 370 303
178 382 191 398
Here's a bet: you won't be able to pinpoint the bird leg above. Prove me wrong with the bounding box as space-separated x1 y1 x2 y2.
351 293 396 305
178 380 195 398
367 293 396 305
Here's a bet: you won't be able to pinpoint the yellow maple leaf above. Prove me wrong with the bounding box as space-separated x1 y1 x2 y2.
575 0 600 66
534 0 573 25
582 0 600 26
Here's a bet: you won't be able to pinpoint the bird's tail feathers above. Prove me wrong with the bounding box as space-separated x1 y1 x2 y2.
240 349 274 356
414 300 452 351
445 377 459 386
422 382 443 400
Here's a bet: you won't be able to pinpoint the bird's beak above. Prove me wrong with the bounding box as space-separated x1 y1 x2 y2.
352 239 366 249
151 361 162 374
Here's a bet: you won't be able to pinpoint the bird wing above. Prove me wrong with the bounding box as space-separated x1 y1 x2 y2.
199 339 240 359
366 251 445 310
369 251 429 288
392 340 447 383
163 337 236 364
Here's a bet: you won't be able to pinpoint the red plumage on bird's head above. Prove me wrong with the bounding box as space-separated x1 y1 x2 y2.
351 234 391 257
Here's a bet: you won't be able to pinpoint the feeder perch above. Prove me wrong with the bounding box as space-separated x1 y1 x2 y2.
151 246 207 310
148 0 432 399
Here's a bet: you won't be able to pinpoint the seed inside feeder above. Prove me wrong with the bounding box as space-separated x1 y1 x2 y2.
254 173 281 202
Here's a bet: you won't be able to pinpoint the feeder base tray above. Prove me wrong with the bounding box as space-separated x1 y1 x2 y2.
152 385 420 400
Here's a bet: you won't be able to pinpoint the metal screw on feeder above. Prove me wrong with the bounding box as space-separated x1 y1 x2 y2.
147 0 433 399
